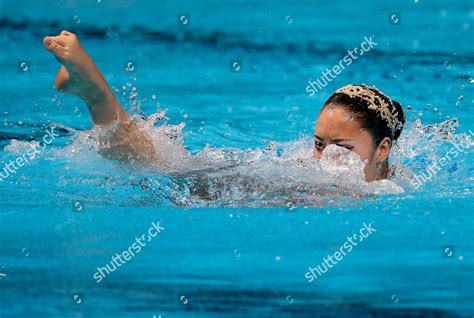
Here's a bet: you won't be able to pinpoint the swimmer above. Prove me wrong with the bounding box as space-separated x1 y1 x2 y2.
313 85 405 181
43 31 405 181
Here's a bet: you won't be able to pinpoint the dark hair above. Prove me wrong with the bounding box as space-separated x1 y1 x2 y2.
322 85 405 146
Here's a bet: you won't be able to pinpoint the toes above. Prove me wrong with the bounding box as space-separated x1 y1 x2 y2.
51 36 67 46
44 37 59 51
44 40 60 53
44 37 72 64
44 36 64 50
43 32 79 65
62 31 78 46
43 36 52 47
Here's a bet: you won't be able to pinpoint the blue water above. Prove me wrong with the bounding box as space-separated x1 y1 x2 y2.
0 0 473 317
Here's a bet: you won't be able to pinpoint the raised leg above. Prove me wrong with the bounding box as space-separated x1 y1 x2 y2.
43 31 158 163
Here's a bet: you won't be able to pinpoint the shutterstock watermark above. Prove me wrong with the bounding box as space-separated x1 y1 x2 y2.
411 130 474 189
305 36 378 96
0 127 59 181
305 222 376 283
93 221 165 283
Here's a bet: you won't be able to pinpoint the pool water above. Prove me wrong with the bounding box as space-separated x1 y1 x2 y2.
0 0 473 317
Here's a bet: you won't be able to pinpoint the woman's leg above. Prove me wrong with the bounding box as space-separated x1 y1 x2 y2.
43 31 158 162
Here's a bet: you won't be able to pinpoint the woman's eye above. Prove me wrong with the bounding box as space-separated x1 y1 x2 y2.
314 140 325 150
337 144 353 151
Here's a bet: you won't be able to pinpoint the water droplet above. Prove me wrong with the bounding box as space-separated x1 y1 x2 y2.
73 15 81 24
391 294 399 302
234 249 241 257
443 61 451 69
285 16 293 24
458 255 464 261
275 256 281 261
286 295 294 303
456 95 463 106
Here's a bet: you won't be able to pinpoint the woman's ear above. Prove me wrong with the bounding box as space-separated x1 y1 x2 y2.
376 137 392 162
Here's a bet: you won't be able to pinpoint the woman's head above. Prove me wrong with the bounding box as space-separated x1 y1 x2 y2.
313 84 406 181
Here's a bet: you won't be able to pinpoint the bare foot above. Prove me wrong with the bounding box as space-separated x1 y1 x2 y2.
43 31 111 104
43 31 128 124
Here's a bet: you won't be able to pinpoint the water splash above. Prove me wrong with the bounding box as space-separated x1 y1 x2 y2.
1 108 471 207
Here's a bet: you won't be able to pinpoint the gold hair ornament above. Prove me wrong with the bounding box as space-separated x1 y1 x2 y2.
335 84 400 133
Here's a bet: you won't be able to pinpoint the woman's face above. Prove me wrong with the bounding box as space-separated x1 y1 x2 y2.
313 105 388 181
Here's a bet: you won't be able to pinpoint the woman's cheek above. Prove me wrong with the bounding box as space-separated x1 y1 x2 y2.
351 147 368 161
313 148 321 159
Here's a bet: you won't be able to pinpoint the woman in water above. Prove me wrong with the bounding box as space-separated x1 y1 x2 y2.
42 31 405 182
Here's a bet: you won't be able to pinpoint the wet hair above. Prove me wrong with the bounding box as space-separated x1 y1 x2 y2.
322 85 406 147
